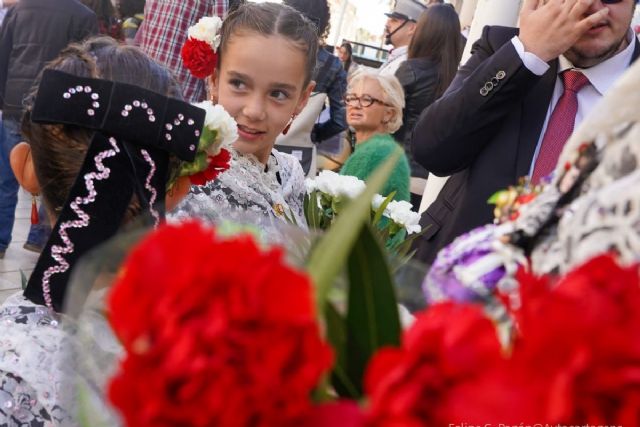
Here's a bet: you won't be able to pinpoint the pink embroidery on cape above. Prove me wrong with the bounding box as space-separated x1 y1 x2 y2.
41 137 120 309
140 149 160 228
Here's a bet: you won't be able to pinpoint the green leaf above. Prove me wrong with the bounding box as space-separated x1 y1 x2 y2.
76 382 110 427
487 190 507 205
304 191 320 229
307 150 402 312
345 224 401 395
371 192 395 226
198 127 218 151
20 270 28 290
392 226 430 256
178 152 209 177
304 193 313 226
324 302 360 398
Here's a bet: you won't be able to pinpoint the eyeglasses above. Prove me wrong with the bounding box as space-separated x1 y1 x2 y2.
601 0 623 3
344 94 391 108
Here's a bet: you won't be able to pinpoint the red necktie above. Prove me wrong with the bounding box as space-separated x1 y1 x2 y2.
531 70 590 184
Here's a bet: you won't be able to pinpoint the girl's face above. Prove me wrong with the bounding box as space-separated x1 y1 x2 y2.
213 33 314 164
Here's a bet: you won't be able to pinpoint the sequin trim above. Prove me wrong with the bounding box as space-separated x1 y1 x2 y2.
62 85 99 117
122 100 156 122
140 149 160 228
41 137 120 309
164 113 189 142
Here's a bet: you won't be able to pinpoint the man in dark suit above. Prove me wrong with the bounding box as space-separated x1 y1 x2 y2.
411 0 640 265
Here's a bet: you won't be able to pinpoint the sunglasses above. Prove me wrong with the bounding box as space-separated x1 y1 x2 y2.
344 94 392 108
601 0 624 3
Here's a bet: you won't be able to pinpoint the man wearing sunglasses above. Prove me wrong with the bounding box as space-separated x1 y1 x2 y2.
410 0 639 265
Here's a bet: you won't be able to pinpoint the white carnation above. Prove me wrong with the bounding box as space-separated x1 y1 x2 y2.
371 194 387 211
193 101 238 154
188 16 223 49
385 200 421 234
310 170 366 199
305 178 318 194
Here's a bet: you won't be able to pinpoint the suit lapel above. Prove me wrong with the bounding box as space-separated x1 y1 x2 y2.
515 59 558 178
631 37 640 63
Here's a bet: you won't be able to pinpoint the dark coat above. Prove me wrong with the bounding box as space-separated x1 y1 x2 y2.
411 25 640 266
394 57 438 180
0 0 98 121
311 48 348 142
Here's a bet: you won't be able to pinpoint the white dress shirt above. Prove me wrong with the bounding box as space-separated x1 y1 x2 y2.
0 1 7 26
511 31 637 176
379 45 408 76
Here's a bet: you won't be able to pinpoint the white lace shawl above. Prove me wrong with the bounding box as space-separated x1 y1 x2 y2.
171 148 308 240
0 293 76 426
0 292 122 426
523 122 640 275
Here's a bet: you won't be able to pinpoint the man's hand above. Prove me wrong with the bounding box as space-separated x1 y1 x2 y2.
519 0 610 62
3 0 19 7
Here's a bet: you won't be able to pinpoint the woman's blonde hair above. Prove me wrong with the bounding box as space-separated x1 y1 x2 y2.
348 71 405 134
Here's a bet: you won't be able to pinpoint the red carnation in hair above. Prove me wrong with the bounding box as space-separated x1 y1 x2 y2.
108 221 333 427
189 148 231 186
181 37 217 79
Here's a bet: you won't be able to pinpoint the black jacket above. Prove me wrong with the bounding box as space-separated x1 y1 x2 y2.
411 25 640 266
394 57 438 179
0 0 97 121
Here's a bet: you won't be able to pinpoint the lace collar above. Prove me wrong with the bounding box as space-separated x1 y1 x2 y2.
227 148 281 188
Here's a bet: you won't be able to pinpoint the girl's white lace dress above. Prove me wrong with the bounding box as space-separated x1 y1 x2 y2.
171 148 308 236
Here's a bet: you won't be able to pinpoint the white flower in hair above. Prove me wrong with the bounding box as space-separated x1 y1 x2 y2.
193 100 238 156
188 16 223 49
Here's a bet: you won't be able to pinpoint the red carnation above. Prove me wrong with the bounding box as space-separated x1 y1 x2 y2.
181 37 217 79
108 221 333 427
364 303 503 427
511 255 640 425
304 402 366 427
189 148 231 186
444 255 640 425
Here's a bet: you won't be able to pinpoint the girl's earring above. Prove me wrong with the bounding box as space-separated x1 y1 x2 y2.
282 115 296 136
31 194 39 225
208 71 218 103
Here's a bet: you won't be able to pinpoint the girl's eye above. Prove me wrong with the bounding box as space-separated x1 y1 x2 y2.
229 79 246 90
271 90 290 101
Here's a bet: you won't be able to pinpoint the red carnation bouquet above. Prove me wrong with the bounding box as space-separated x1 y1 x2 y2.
181 16 222 79
364 303 504 426
363 255 640 426
108 222 333 427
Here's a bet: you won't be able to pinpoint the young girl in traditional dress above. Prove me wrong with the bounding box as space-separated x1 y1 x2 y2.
0 4 320 423
0 36 207 424
173 2 318 232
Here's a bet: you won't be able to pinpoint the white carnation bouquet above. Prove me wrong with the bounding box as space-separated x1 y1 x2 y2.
304 170 423 255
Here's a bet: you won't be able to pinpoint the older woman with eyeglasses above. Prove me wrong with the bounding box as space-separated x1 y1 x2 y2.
340 71 411 201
